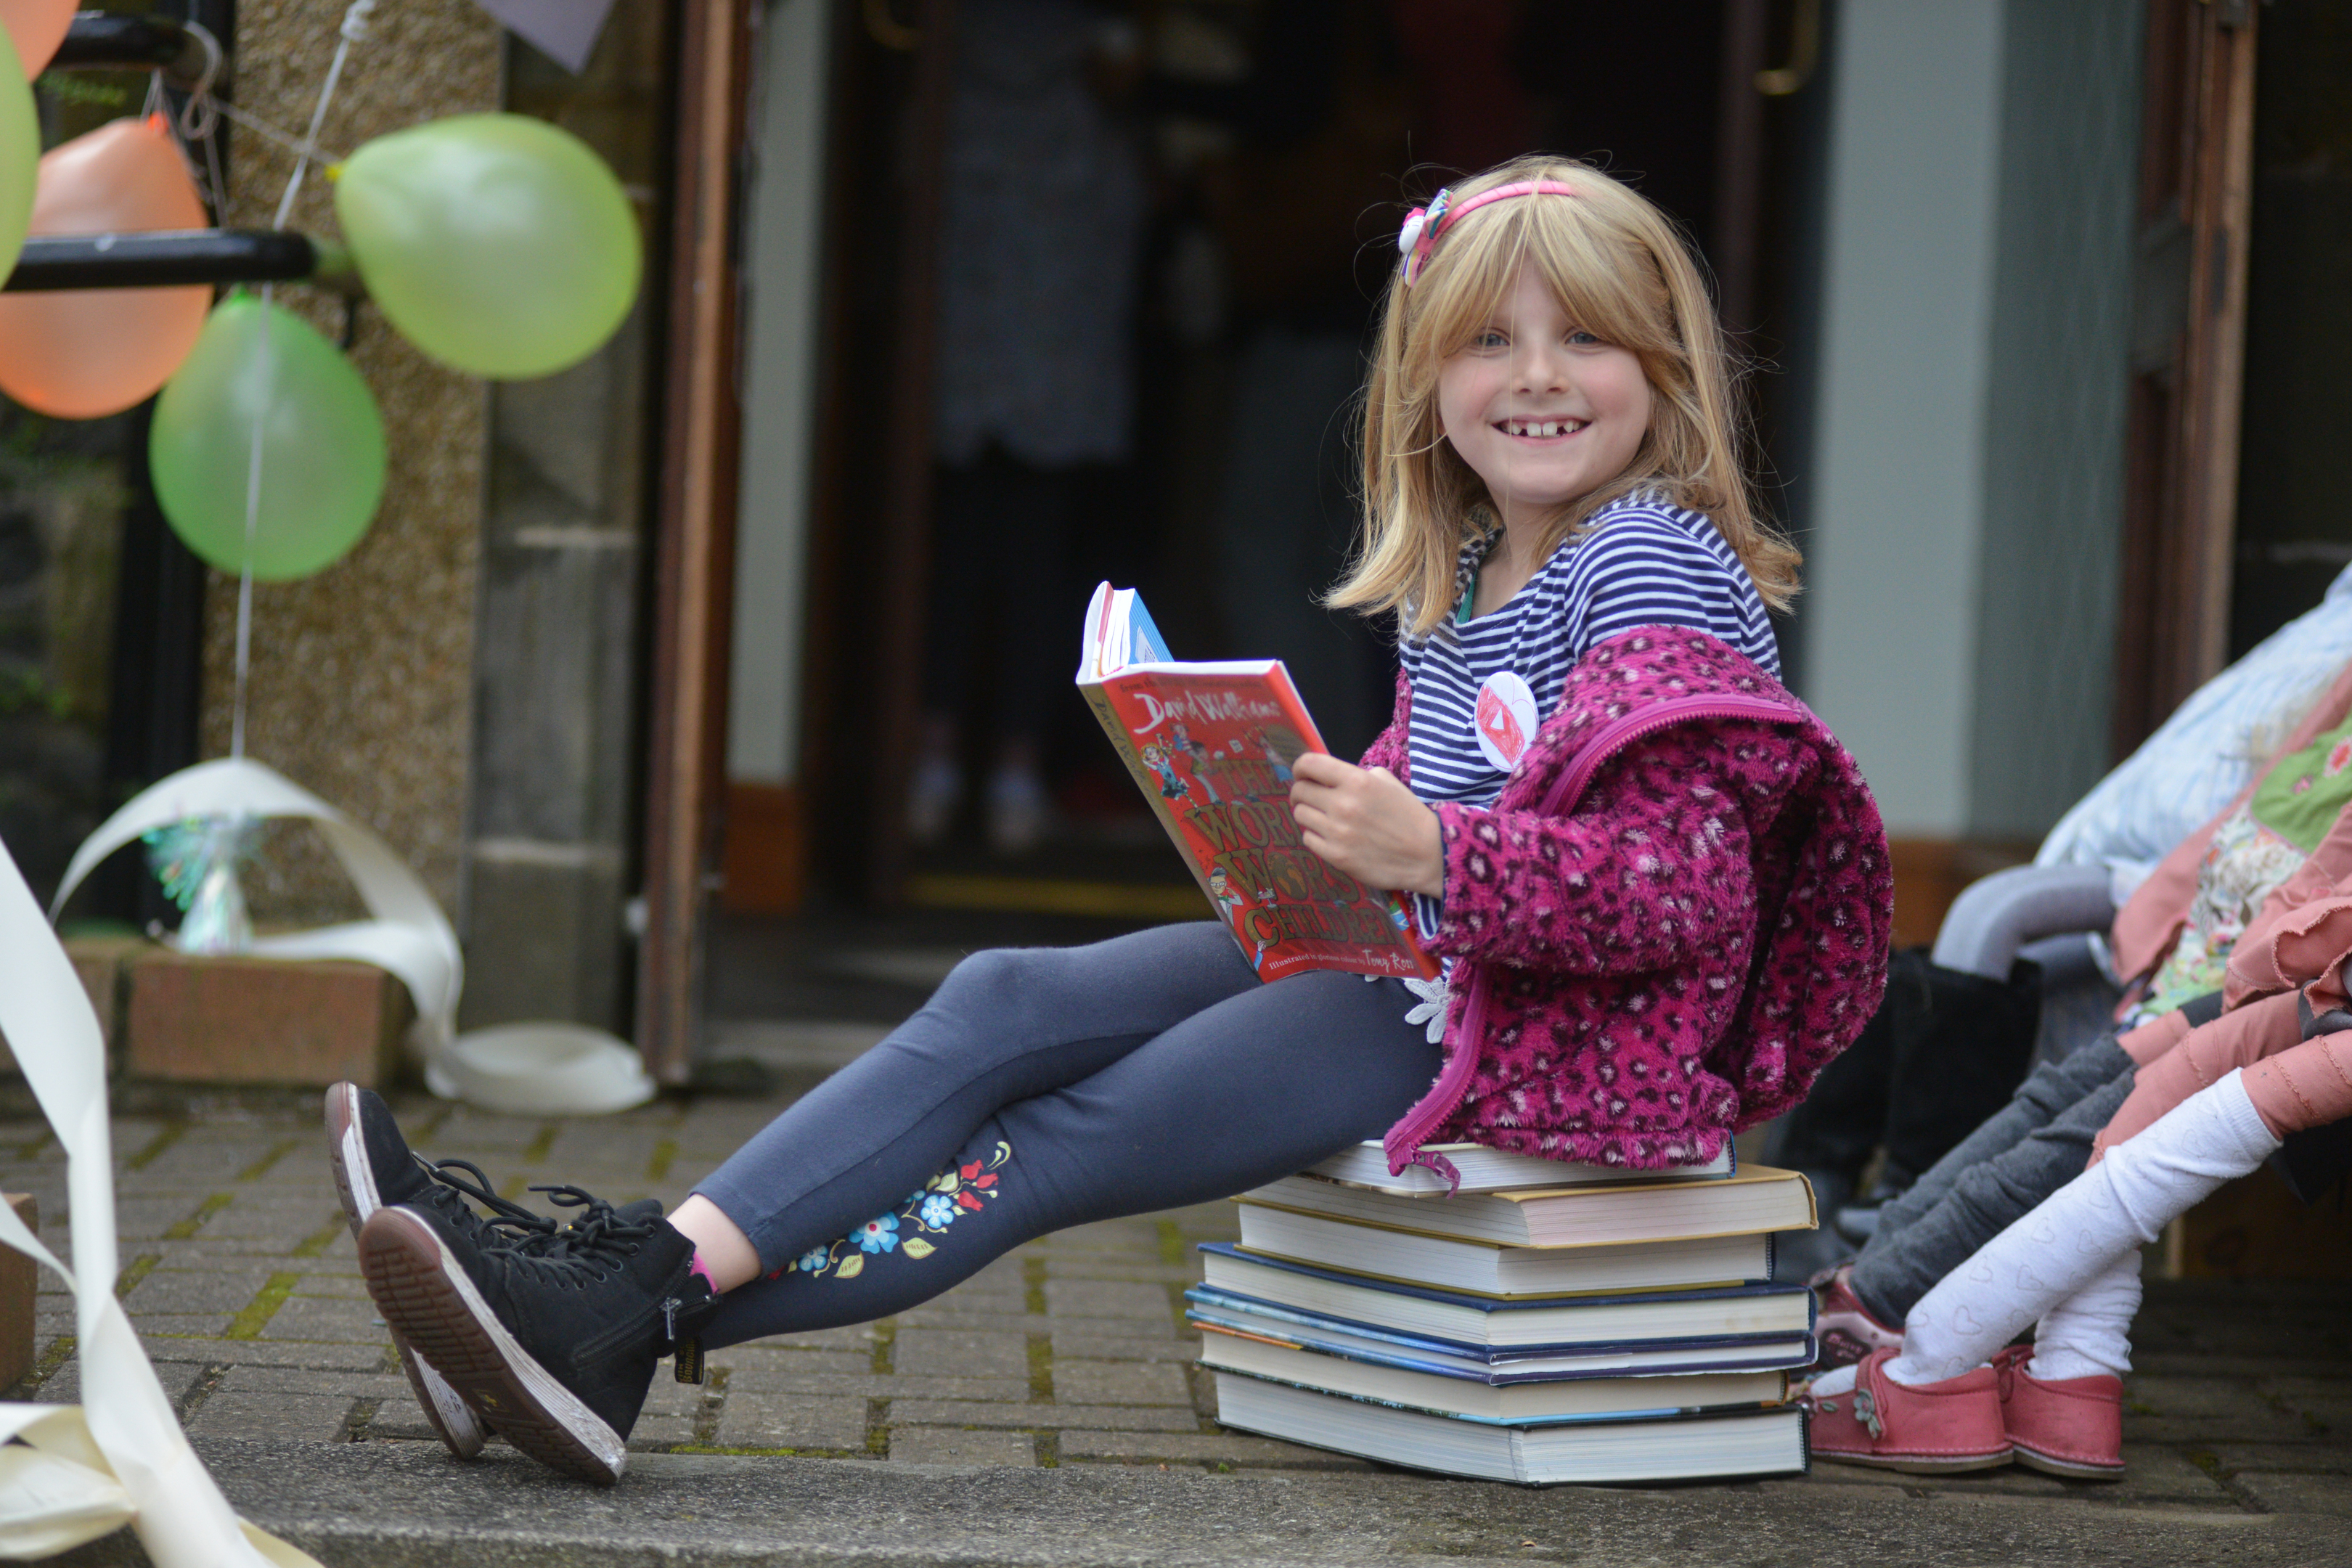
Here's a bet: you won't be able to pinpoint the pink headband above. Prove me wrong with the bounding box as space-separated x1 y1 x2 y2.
1397 180 1580 287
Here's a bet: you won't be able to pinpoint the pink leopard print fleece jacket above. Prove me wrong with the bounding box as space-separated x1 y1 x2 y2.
1364 627 1893 1169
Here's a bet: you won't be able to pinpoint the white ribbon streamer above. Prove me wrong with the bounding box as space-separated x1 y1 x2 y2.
49 758 653 1116
0 836 322 1567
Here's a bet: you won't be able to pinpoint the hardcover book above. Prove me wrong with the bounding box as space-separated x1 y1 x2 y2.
1077 582 1437 981
1193 1323 1789 1424
1196 1244 1800 1344
1242 1165 1815 1250
1307 1139 1733 1196
1209 1373 1810 1485
1185 1284 1816 1380
1228 1206 1779 1298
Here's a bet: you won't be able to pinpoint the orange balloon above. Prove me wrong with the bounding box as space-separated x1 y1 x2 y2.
0 0 75 77
0 116 211 419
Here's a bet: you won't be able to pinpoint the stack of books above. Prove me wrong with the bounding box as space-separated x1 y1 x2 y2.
1192 1141 1819 1485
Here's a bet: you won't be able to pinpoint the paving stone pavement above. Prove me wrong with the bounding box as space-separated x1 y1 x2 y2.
1 1085 2348 1563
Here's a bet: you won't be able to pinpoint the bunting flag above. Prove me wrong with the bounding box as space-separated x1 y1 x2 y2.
473 0 619 74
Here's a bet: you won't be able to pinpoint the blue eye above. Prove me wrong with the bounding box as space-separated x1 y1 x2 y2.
1567 329 1601 346
1474 330 1508 350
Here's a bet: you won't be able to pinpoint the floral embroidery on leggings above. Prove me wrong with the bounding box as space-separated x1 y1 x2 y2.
781 1140 1011 1281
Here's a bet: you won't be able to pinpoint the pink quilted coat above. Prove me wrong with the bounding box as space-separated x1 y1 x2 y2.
1364 627 1894 1180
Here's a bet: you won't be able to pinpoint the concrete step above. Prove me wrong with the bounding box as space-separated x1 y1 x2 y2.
44 1436 2334 1568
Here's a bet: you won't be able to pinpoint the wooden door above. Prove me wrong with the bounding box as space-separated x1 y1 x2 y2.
2110 0 2258 758
637 0 759 1084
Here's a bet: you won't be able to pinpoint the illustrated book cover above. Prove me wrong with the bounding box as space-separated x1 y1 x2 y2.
1077 581 1437 981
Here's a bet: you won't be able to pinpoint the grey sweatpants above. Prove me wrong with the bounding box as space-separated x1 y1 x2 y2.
692 923 1442 1349
1847 1036 2136 1326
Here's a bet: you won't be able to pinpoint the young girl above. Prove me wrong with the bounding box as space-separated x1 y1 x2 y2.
340 156 1893 1486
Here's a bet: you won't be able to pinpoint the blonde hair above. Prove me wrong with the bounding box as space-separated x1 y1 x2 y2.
1329 156 1800 639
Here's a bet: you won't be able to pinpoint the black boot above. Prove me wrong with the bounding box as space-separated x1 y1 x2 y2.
326 1083 518 1459
358 1186 719 1485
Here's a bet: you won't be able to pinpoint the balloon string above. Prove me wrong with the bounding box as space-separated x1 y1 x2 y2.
273 0 375 232
199 113 229 225
159 20 332 189
234 0 370 760
231 286 276 764
211 100 347 170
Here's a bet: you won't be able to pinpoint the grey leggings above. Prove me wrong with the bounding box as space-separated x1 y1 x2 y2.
1848 1037 2135 1325
1847 989 2229 1324
691 923 1442 1349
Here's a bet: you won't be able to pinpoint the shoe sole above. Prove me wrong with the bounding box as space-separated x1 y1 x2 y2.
2013 1445 2125 1480
1811 1445 2014 1474
324 1085 488 1461
358 1206 628 1486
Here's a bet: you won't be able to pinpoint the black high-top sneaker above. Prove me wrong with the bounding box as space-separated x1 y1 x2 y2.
326 1084 658 1457
325 1083 504 1458
358 1186 719 1485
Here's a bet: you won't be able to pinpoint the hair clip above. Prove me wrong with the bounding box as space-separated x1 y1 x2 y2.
1397 180 1579 288
1398 188 1452 287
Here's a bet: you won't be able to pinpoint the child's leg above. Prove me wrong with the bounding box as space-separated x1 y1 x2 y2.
2089 989 2305 1158
697 963 1442 1348
1847 1038 2136 1323
1864 1034 2135 1251
1858 995 2221 1285
2004 1029 2352 1382
1882 1068 2279 1386
2029 1251 2142 1382
692 923 1266 1273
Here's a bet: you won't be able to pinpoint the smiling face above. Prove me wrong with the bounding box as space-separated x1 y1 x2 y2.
1435 262 1653 536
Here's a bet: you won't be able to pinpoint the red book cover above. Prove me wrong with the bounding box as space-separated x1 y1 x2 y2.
1077 584 1438 982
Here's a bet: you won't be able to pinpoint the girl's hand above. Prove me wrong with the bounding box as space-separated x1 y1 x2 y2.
1291 754 1445 897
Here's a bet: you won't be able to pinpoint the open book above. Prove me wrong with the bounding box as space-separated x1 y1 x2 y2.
1077 583 1437 982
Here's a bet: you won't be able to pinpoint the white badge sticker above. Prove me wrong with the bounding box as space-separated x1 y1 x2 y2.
1472 671 1538 772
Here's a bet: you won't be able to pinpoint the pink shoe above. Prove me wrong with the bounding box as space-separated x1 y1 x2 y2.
1812 1263 1903 1373
1996 1346 2125 1479
1800 1348 2012 1473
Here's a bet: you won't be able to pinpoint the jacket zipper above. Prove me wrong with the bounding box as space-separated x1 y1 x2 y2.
1381 692 1806 1179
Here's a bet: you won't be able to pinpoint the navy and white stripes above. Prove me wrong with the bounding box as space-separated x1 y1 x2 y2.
1399 495 1781 811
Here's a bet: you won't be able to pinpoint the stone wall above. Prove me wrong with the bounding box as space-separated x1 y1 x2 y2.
197 0 501 920
457 9 668 1032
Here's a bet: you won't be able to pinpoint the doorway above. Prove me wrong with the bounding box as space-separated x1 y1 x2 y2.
775 0 1829 912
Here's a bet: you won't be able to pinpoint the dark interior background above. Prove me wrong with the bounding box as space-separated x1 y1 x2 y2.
805 0 1832 902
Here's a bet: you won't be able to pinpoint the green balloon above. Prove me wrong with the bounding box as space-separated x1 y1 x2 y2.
335 113 641 380
150 294 388 581
0 27 33 282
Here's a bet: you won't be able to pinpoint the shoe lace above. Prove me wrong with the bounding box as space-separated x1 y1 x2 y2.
415 1161 657 1279
411 1156 552 1236
475 1184 661 1289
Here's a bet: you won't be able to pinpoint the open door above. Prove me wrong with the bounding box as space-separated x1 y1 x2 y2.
800 0 1835 916
2110 0 2257 756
